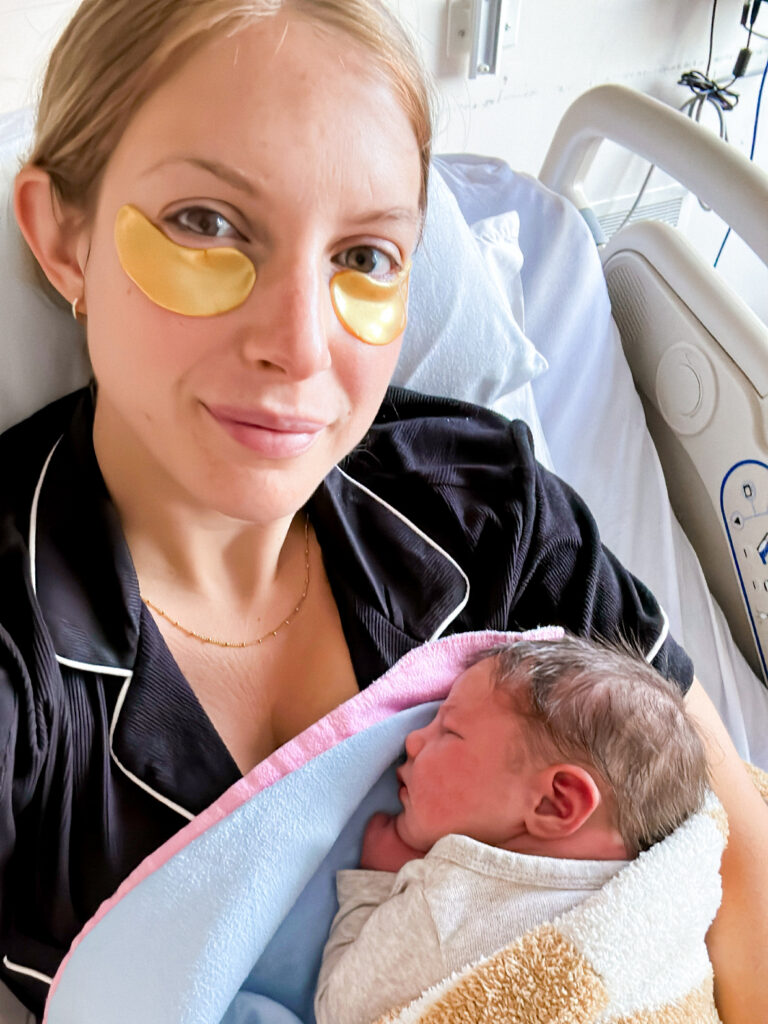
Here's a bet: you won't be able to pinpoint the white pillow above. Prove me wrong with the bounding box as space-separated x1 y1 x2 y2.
462 208 551 465
393 167 546 403
0 110 545 434
470 210 525 332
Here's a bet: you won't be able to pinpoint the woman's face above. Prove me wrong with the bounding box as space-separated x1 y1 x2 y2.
81 16 422 522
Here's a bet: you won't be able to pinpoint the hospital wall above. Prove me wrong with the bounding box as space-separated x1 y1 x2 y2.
2 0 767 314
388 0 768 318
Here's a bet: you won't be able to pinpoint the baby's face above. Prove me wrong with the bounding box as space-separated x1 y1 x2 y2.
395 661 540 851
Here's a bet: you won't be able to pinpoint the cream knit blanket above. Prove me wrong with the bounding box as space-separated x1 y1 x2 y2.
378 794 728 1024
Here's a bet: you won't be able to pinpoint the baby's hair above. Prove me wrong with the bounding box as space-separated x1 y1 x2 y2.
467 635 709 857
29 0 434 216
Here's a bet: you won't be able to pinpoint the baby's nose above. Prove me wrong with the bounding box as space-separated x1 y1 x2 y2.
404 727 424 758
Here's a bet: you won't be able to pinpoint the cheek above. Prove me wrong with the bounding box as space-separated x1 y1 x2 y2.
84 214 214 380
412 758 460 818
333 336 402 416
87 262 216 387
87 300 208 394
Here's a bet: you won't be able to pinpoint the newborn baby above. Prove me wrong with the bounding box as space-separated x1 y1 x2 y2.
315 634 710 1024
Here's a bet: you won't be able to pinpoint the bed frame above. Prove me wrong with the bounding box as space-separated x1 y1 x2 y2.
540 84 768 684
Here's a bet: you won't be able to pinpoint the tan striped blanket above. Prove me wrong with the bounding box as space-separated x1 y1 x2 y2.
376 793 729 1024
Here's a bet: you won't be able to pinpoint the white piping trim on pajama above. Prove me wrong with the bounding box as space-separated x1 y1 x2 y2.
335 466 471 639
2 956 53 986
28 441 193 821
108 675 194 821
645 606 670 664
55 655 134 679
28 437 62 595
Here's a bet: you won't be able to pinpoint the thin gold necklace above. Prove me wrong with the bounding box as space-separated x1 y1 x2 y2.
142 514 310 649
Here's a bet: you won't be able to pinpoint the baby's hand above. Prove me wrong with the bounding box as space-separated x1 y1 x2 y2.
360 812 424 872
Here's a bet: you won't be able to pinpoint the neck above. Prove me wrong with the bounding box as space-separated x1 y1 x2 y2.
126 507 296 606
501 807 630 861
93 398 301 618
503 828 629 861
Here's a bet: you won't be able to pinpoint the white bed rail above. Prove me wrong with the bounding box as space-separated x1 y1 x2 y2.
538 83 768 267
540 82 768 687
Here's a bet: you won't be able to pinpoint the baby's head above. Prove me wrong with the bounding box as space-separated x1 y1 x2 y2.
395 635 709 860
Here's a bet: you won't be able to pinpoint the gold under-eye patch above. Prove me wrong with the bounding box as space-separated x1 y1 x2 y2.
330 265 411 346
114 205 256 317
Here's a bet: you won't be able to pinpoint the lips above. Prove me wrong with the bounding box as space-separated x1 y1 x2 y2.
205 403 328 458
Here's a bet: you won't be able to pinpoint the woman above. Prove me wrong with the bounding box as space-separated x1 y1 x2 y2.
1 0 766 1020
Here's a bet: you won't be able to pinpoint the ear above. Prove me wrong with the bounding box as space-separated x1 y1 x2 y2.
14 165 90 313
527 765 602 839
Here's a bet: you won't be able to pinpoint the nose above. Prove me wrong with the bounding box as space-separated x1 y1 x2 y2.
404 725 427 760
238 258 333 380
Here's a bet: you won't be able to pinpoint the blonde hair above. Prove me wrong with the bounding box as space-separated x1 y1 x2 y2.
29 0 433 214
469 636 709 857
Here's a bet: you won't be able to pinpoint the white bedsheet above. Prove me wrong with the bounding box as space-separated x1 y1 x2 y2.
437 154 768 769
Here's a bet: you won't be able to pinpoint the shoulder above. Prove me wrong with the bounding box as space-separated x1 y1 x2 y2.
363 386 538 474
0 393 89 710
343 387 541 516
0 390 89 614
0 389 89 522
342 387 593 555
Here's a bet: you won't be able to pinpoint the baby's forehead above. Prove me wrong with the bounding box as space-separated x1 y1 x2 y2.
445 657 522 715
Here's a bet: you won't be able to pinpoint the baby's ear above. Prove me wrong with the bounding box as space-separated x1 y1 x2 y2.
14 166 90 310
527 765 601 838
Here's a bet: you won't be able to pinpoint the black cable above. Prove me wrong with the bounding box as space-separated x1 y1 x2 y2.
616 72 736 232
677 70 739 112
617 0 741 233
706 0 719 76
617 0 760 235
714 49 768 266
742 0 767 41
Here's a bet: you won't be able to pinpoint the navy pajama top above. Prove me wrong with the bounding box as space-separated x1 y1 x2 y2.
0 386 692 1017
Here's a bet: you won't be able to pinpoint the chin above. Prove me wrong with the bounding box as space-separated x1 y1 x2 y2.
200 487 312 524
184 456 325 523
393 814 413 846
395 816 429 854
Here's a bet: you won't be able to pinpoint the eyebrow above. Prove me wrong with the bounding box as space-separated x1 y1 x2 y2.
143 156 419 227
344 207 421 228
143 156 259 196
440 715 464 738
439 702 460 724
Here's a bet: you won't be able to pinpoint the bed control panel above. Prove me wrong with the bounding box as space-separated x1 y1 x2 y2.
722 462 768 681
603 220 768 685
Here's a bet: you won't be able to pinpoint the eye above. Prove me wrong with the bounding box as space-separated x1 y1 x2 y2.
335 245 398 279
442 726 463 739
166 206 243 241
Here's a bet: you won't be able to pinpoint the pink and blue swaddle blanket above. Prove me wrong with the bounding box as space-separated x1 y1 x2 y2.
45 630 558 1024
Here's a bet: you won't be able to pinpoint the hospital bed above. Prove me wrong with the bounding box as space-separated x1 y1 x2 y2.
542 85 768 766
415 83 768 773
1 82 768 1023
